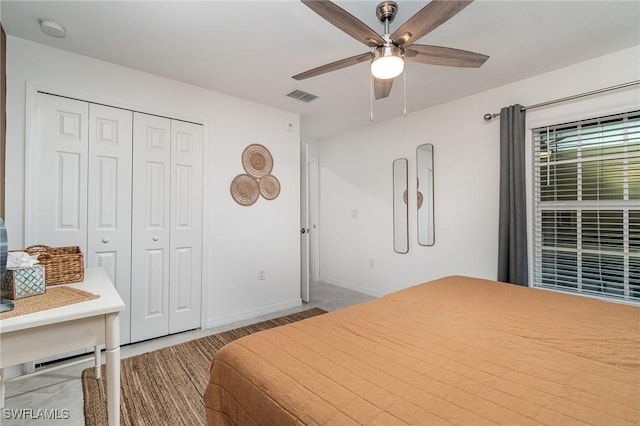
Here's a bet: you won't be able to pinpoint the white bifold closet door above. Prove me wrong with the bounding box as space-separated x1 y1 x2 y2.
35 93 133 345
35 93 202 345
87 104 133 344
168 119 203 334
34 94 89 252
131 113 202 342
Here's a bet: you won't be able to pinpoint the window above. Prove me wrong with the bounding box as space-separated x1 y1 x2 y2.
532 111 640 303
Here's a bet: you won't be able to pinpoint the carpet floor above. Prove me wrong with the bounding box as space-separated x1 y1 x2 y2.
82 308 326 425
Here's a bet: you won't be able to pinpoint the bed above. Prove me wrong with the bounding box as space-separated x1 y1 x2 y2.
204 275 640 425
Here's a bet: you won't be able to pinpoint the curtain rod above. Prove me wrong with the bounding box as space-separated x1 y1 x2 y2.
483 80 640 121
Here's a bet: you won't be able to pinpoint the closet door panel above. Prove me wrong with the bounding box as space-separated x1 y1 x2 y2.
174 247 193 312
87 103 133 344
34 93 89 252
169 120 203 334
145 249 165 315
131 112 171 342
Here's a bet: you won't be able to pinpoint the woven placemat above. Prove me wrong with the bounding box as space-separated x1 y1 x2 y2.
0 286 99 320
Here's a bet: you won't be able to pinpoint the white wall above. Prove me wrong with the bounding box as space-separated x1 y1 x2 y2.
5 36 301 327
318 45 640 297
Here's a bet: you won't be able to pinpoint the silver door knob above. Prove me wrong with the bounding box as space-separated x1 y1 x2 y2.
153 236 159 241
102 237 109 243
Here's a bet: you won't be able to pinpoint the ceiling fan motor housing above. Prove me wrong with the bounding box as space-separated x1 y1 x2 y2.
376 1 398 25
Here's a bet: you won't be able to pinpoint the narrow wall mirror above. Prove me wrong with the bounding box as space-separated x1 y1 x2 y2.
393 158 408 254
417 144 434 246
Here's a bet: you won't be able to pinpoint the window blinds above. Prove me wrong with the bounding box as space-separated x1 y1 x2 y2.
532 110 640 302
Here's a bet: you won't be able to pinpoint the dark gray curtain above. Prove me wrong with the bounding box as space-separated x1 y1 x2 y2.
498 104 528 286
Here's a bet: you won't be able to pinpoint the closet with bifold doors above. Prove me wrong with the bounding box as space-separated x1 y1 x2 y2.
31 92 203 345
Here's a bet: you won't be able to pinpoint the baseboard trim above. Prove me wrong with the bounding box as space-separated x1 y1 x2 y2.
318 275 384 298
205 298 302 329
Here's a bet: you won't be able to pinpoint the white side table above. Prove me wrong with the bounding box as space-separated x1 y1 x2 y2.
0 268 125 426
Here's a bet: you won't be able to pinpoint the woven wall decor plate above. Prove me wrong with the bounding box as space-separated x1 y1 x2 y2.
242 144 273 178
403 190 424 208
259 175 281 200
230 174 259 206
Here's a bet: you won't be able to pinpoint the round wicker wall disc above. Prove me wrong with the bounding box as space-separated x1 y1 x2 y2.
242 144 273 178
403 190 423 208
259 175 281 200
230 174 259 206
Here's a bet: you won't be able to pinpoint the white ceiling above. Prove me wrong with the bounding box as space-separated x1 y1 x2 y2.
2 1 639 140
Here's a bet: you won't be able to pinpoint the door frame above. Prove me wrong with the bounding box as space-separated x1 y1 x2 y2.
300 143 309 302
308 155 320 282
300 143 320 299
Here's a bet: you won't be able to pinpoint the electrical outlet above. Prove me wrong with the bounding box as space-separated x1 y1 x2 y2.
258 269 266 281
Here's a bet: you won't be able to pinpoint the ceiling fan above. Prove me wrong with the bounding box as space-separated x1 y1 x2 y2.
293 0 489 100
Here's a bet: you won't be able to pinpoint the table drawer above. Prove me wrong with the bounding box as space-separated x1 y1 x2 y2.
0 315 106 367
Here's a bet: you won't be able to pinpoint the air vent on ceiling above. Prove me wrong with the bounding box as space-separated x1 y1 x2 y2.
286 90 318 103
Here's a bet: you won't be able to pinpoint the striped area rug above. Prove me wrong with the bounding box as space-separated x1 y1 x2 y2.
82 308 327 425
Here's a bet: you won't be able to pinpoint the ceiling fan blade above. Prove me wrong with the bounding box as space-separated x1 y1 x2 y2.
374 78 393 100
292 52 372 81
391 0 473 47
405 44 488 68
301 0 386 47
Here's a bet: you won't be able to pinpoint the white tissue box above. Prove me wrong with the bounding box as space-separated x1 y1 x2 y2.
1 266 46 300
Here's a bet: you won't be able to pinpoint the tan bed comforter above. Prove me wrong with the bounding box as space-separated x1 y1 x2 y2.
205 276 640 425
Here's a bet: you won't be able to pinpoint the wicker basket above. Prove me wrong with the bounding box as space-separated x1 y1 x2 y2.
24 245 84 285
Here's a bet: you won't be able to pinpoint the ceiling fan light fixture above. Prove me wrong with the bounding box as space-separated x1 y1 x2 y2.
371 45 404 80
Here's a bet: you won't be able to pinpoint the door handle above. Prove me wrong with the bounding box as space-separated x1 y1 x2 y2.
153 236 159 241
101 237 110 243
301 228 308 234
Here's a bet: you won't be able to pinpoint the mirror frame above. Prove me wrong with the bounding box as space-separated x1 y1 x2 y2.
416 144 435 246
392 158 409 254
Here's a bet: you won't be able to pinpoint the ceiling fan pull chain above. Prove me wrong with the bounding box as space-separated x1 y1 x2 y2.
403 68 407 117
370 73 374 121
